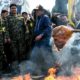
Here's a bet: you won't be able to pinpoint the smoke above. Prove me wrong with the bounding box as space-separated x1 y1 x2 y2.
21 33 80 76
71 33 80 67
54 33 80 76
24 46 57 76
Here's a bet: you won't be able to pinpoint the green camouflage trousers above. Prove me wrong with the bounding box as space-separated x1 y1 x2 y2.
10 38 26 62
0 32 4 70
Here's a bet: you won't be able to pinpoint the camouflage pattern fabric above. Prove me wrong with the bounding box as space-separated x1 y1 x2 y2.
5 15 26 62
0 17 6 70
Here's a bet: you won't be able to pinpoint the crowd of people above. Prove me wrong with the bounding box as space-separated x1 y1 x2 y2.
0 3 80 76
0 3 34 75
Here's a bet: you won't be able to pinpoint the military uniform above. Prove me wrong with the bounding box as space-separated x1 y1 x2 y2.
24 18 34 60
0 17 6 70
5 14 26 62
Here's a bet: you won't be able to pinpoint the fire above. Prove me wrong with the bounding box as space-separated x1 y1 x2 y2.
23 73 32 80
11 73 32 80
44 67 80 80
44 68 56 80
11 75 23 80
2 67 80 80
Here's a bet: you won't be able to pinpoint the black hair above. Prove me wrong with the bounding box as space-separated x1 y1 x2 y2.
22 12 28 15
10 4 17 8
1 10 8 14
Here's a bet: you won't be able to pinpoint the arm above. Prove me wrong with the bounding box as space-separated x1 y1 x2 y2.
35 16 52 41
4 17 11 43
41 15 52 37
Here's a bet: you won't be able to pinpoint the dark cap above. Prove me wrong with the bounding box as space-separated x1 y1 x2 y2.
35 5 44 11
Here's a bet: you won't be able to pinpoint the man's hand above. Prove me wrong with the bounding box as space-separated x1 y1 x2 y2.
35 34 43 41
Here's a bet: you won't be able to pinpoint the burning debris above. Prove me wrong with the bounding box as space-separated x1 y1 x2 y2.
44 68 56 80
44 67 80 80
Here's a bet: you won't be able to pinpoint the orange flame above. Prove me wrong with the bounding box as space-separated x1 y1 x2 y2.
44 68 56 80
23 73 32 80
11 75 23 80
44 67 80 80
7 67 80 80
11 73 32 80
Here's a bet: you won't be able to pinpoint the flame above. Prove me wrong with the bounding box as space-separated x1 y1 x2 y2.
44 68 56 80
44 67 80 80
11 73 32 80
44 75 56 80
23 73 32 80
3 67 80 80
11 75 23 80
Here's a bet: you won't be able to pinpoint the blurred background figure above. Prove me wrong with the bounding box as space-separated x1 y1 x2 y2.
22 12 34 60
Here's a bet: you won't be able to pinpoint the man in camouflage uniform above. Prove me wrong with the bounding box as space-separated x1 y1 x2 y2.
5 3 26 68
0 9 8 73
22 12 34 60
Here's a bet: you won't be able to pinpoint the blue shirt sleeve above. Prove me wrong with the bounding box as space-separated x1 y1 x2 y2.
41 15 52 37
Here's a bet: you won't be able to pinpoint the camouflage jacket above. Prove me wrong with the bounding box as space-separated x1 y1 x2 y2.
0 17 5 54
0 17 6 32
5 14 26 41
0 17 7 44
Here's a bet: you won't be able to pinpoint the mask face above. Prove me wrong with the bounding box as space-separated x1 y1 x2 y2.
52 25 73 50
54 38 67 50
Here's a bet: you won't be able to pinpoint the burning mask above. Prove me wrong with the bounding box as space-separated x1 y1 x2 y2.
52 25 73 50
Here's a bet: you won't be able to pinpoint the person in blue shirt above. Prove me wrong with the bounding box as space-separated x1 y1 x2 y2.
29 5 56 76
33 5 52 46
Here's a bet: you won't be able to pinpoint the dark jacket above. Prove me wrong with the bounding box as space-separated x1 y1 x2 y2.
34 14 52 46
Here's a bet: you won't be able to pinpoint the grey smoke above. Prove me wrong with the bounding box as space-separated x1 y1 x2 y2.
55 33 80 76
23 33 80 76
